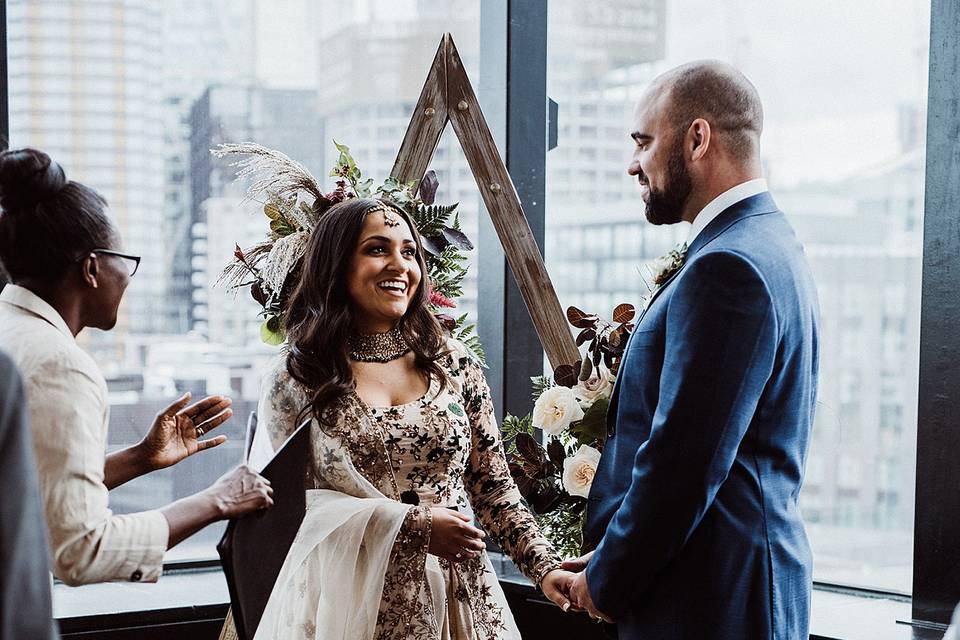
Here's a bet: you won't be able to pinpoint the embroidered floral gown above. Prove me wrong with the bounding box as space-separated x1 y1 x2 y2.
257 339 562 639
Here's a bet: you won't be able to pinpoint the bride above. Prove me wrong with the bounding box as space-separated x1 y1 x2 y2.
247 196 574 639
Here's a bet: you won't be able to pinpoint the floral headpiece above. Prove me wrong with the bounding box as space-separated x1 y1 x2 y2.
215 141 484 363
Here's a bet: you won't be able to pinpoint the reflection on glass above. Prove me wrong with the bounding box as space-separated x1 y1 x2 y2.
545 0 928 593
7 0 481 563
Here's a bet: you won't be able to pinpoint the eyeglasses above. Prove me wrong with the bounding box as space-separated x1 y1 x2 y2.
85 249 142 277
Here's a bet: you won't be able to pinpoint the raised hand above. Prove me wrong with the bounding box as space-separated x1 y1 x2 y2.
139 392 232 470
428 507 487 562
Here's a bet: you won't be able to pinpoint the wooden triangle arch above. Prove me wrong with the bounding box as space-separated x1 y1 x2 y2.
391 33 580 370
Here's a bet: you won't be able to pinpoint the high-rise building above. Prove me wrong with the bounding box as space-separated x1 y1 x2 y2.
160 0 256 333
185 84 325 341
7 0 166 359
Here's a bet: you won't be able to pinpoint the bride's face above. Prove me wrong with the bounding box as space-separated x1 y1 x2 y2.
347 210 422 333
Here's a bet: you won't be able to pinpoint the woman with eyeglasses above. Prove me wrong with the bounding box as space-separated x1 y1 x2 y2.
0 147 274 586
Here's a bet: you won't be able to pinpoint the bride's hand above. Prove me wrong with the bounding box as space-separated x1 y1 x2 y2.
540 569 576 611
429 507 486 562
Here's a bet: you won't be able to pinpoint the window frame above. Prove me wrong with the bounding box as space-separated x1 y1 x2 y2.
2 0 958 631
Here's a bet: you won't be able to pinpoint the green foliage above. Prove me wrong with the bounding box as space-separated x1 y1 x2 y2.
452 314 486 366
414 202 459 236
502 413 535 456
571 397 609 446
530 375 554 402
534 505 586 559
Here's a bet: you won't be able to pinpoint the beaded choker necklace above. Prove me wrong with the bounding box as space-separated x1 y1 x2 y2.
348 327 410 363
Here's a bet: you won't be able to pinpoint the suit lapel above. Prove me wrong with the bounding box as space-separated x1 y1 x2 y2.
605 192 780 436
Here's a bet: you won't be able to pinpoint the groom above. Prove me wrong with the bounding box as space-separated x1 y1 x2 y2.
565 61 820 639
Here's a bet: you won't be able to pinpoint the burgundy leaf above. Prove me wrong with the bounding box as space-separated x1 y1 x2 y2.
553 363 578 388
420 234 448 256
441 226 475 251
419 170 439 205
516 432 546 465
547 438 567 468
613 303 636 324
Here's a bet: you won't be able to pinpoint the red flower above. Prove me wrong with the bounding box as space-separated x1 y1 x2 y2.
429 289 457 309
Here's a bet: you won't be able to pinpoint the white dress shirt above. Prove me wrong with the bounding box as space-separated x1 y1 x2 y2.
0 284 168 586
686 178 769 246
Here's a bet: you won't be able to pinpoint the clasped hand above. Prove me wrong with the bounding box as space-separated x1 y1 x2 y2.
541 551 614 622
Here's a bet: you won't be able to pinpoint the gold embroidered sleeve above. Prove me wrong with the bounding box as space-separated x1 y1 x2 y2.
458 354 562 586
374 505 434 639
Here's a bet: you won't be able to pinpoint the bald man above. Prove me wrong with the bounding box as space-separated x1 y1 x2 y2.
565 61 820 639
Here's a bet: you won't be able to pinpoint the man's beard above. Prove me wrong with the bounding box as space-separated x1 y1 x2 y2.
643 144 691 225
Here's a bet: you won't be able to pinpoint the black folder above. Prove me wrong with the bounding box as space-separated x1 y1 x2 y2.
218 419 310 640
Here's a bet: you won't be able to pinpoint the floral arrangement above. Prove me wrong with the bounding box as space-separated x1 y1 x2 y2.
216 141 484 364
503 303 636 558
503 243 688 557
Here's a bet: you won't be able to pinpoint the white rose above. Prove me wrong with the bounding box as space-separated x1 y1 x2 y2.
532 385 585 436
574 367 615 407
562 445 602 498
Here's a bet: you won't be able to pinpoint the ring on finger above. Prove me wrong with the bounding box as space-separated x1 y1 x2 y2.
196 426 205 437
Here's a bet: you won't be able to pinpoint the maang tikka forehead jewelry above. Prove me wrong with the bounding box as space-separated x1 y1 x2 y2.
367 203 402 227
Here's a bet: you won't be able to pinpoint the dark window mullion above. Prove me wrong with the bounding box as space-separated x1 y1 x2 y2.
913 0 960 626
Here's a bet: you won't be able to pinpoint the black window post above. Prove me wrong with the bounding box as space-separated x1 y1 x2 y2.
478 0 549 422
912 0 960 627
1 0 8 150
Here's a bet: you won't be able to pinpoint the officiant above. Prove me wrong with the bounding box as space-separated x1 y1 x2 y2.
0 147 275 586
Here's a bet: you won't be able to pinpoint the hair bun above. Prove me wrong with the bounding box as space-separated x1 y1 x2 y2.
0 148 67 213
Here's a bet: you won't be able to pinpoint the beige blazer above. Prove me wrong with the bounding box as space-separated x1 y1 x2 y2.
0 284 168 586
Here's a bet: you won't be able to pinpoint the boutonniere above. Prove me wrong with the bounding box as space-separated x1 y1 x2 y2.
644 242 688 305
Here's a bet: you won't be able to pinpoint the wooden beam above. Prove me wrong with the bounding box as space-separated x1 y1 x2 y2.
390 34 449 189
443 37 580 369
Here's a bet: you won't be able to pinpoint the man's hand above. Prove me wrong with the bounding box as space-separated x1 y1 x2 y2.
560 550 594 572
139 392 232 470
570 570 614 623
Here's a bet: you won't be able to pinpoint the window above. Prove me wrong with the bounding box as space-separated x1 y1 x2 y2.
546 0 930 594
6 0 483 564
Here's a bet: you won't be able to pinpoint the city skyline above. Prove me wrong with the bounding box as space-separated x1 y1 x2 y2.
5 0 929 590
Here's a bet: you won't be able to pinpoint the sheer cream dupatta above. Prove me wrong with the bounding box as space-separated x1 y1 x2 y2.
254 420 413 640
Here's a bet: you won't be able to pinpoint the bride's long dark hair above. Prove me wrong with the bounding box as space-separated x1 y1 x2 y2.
285 197 448 428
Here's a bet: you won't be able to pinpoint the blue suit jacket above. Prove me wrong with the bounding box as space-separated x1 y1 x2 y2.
584 193 819 640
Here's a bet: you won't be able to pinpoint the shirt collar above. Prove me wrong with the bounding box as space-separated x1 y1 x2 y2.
686 178 769 245
0 284 75 339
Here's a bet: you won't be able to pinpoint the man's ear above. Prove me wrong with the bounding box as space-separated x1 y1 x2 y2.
80 254 99 289
688 118 712 161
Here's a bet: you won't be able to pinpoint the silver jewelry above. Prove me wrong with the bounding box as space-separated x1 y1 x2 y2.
349 327 410 363
196 426 205 437
455 552 464 559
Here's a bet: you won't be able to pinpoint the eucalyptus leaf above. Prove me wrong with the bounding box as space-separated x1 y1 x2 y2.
260 315 284 346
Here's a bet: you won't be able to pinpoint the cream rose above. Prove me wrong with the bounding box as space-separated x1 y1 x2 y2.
574 367 615 407
562 445 602 498
532 385 584 436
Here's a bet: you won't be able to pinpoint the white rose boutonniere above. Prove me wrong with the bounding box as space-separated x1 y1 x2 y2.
532 385 585 436
562 444 602 498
